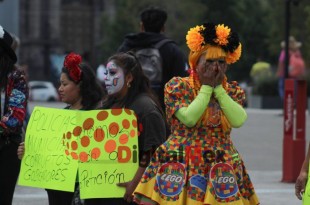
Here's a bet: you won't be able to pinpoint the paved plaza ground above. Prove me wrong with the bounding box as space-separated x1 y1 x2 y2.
13 102 310 205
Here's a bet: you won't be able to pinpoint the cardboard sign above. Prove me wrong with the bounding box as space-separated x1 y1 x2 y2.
19 107 138 198
303 163 310 204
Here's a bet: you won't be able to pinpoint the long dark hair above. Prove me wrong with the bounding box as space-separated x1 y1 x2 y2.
102 52 163 115
61 63 104 110
0 55 15 90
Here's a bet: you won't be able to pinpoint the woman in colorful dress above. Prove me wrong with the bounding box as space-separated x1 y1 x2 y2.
133 22 260 205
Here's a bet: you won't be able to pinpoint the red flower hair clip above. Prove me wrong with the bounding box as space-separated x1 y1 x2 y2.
64 52 82 83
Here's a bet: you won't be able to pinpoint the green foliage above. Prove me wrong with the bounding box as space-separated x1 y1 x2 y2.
185 0 273 82
97 0 310 84
304 5 310 69
98 0 207 63
265 0 310 67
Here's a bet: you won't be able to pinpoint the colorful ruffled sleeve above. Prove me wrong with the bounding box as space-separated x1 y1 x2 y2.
0 69 28 134
164 77 192 124
227 81 246 106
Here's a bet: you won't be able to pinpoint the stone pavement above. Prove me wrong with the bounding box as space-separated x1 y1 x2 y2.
231 109 309 205
12 103 310 205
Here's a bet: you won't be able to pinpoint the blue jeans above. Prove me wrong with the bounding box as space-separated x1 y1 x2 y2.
278 78 284 101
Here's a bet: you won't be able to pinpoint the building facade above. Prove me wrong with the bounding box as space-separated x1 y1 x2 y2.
19 0 108 82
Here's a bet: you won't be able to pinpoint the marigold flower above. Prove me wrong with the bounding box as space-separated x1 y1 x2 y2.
215 24 230 46
186 23 242 65
186 25 205 52
226 43 242 64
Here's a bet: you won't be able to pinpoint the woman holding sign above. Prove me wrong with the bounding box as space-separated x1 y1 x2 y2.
83 52 166 205
18 52 104 205
295 143 310 203
0 25 28 205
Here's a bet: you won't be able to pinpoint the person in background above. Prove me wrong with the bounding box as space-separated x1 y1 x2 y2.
276 36 306 101
250 57 272 84
17 52 104 205
0 25 28 205
133 22 260 205
10 33 20 54
84 52 166 205
117 6 188 110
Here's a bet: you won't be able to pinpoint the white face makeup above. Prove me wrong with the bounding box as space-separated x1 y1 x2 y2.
97 64 108 82
104 61 125 95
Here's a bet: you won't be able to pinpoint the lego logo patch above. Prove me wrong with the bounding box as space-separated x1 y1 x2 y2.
210 163 238 198
156 162 186 197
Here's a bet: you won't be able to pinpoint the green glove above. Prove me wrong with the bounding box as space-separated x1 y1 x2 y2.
175 85 213 127
214 85 247 127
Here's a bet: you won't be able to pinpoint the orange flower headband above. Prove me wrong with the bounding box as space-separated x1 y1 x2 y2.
186 22 242 65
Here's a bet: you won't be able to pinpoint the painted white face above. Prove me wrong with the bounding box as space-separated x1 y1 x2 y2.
104 61 125 95
96 64 108 83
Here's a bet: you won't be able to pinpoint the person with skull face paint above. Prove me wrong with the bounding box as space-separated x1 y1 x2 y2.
133 23 259 205
84 52 166 205
104 61 127 97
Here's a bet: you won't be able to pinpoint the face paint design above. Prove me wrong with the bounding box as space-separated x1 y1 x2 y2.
97 64 108 82
104 61 125 95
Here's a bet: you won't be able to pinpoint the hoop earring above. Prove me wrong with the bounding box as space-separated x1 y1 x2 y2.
127 81 131 88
